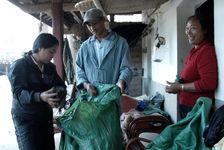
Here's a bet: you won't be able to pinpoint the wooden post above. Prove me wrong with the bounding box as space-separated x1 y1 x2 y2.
52 0 64 80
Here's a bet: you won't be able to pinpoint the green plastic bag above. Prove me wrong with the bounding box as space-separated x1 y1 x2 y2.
57 84 123 150
145 97 212 150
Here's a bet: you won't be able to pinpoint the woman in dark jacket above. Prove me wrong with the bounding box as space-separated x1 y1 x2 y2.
8 33 66 150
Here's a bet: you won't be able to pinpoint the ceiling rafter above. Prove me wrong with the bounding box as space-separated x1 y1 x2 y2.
8 0 169 34
11 0 169 15
19 2 78 13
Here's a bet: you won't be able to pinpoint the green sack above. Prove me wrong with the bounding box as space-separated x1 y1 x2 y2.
57 84 123 150
145 97 212 150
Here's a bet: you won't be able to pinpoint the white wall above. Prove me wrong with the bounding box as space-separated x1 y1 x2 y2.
214 0 224 106
142 0 181 122
153 0 206 84
142 0 215 122
150 1 178 85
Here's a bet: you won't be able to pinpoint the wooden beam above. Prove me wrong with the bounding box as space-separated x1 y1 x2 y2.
70 11 82 24
101 0 169 14
20 2 78 13
93 0 106 15
52 1 65 80
13 0 169 14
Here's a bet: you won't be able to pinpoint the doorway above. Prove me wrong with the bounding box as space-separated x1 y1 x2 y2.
195 0 214 44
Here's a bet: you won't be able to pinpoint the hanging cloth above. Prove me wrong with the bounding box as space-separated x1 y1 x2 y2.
63 37 75 84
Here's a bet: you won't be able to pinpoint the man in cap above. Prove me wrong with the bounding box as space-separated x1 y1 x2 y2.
75 8 133 95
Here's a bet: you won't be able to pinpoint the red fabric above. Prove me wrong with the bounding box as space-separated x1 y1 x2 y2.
120 95 138 113
179 41 218 107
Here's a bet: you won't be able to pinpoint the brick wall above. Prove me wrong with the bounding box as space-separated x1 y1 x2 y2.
129 40 142 97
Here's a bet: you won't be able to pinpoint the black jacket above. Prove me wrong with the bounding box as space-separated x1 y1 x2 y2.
8 51 66 116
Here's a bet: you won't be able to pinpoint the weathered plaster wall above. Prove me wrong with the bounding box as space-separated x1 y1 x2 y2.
214 0 224 108
141 0 211 122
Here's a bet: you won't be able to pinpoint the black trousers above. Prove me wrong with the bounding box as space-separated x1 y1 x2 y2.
11 112 55 150
178 104 193 120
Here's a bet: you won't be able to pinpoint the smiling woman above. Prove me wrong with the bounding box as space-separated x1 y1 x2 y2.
165 14 218 120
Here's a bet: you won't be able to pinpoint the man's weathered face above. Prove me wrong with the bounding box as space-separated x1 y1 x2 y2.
87 20 106 36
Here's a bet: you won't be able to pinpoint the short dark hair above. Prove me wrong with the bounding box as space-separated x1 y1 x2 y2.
32 33 59 53
187 14 213 43
187 14 208 32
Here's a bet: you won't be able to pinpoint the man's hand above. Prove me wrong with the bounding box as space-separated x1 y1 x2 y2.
116 80 126 94
83 82 98 96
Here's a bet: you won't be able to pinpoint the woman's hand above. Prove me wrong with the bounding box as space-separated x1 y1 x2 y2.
165 81 182 94
40 88 60 108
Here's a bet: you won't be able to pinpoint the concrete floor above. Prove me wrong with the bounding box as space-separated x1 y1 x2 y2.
0 75 18 150
0 75 60 150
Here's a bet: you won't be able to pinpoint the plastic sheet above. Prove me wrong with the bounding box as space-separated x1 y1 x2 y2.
57 84 123 150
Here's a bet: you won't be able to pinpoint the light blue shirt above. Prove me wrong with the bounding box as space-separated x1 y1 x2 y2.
94 36 109 66
75 31 133 89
